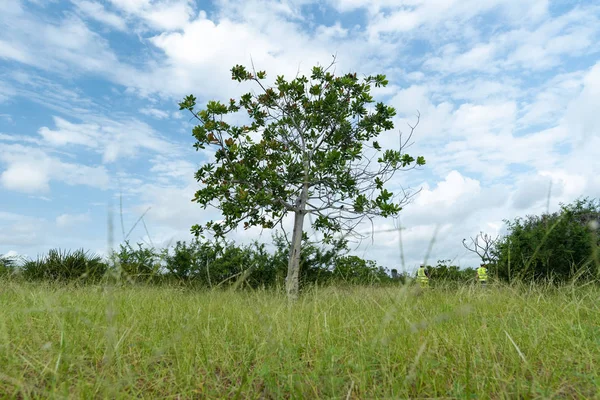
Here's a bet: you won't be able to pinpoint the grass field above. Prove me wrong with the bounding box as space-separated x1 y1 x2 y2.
0 281 598 399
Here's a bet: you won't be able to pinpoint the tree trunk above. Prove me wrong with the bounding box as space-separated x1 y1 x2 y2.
286 209 305 300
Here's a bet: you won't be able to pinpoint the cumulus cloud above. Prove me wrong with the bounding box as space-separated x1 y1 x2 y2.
0 162 50 193
511 174 553 210
0 143 111 193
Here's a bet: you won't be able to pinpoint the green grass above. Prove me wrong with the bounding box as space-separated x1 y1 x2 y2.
0 281 599 399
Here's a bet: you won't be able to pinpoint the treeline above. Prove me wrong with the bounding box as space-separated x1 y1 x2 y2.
411 261 477 283
0 244 481 287
2 198 598 287
0 233 400 288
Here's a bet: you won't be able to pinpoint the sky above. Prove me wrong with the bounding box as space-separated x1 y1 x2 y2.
1 0 599 273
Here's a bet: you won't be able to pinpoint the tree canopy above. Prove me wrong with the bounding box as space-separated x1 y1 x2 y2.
180 59 425 298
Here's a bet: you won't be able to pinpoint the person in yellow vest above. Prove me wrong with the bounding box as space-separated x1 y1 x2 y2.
476 263 488 286
417 264 429 288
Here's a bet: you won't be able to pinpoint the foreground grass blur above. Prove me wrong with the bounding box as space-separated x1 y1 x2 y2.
0 281 598 398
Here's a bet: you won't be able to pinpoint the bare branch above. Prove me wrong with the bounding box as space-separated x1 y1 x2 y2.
462 232 499 262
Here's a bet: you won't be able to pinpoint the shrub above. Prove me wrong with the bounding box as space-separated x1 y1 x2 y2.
0 254 18 277
161 239 213 283
22 249 107 282
161 239 283 288
427 259 477 283
115 241 161 281
333 255 391 285
492 198 600 283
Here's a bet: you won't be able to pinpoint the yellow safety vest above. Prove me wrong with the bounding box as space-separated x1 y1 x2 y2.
477 267 488 282
417 267 428 280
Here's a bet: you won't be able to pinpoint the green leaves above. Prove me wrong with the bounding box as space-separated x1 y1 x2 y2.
178 94 196 111
492 197 600 283
373 74 389 88
231 64 252 82
181 61 426 240
353 195 368 213
206 100 229 115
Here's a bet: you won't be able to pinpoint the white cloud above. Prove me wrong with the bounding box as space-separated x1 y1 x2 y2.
0 211 49 247
38 116 177 163
364 0 549 38
415 171 481 209
519 71 585 128
0 39 31 63
425 43 498 73
143 15 334 99
148 156 197 182
140 107 170 119
0 80 16 103
420 4 600 75
0 4 145 91
0 144 111 193
112 0 406 100
71 0 127 30
107 0 195 30
435 125 569 179
539 170 587 204
399 170 509 230
452 102 517 137
511 174 553 210
388 85 454 142
441 78 522 102
565 62 600 144
504 7 600 70
56 212 92 228
126 181 210 246
0 9 118 74
1 162 49 193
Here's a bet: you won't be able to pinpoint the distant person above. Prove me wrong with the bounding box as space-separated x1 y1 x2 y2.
476 263 488 286
417 265 429 288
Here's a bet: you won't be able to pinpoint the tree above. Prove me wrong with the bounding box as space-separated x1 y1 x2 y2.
491 198 600 283
462 232 498 264
179 59 425 299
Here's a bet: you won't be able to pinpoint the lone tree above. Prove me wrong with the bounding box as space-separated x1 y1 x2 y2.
179 59 425 299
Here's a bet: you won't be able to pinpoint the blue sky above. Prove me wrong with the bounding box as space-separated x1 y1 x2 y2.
1 0 599 272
